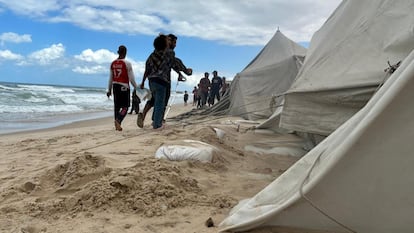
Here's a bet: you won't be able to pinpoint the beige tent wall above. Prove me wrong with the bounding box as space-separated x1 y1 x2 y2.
220 44 414 233
280 0 414 135
228 30 306 120
229 56 303 120
220 1 414 232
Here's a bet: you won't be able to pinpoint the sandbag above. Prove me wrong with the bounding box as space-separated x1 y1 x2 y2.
155 140 218 163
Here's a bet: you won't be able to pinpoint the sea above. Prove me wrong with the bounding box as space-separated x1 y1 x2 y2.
0 81 184 134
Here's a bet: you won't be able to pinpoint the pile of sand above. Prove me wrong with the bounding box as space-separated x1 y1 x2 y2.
4 153 236 221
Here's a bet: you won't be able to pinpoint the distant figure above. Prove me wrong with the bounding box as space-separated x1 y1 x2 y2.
128 90 141 114
192 86 198 106
184 90 189 106
209 70 222 105
207 91 213 107
221 76 227 96
107 45 138 131
196 84 202 108
198 72 211 108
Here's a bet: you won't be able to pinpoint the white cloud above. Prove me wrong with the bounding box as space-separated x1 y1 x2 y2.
72 48 145 75
0 0 342 45
28 43 65 65
53 5 165 35
74 48 117 64
72 65 107 74
0 49 23 60
0 0 60 17
0 32 32 45
131 61 146 78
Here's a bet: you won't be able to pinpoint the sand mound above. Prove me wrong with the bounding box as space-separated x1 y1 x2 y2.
188 126 219 144
52 152 110 188
23 154 236 220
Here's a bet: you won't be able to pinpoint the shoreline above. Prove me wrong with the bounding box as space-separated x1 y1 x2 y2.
0 111 113 136
0 115 113 137
0 103 192 137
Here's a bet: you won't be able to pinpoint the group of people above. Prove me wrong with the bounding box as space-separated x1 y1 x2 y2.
192 70 228 108
107 33 192 131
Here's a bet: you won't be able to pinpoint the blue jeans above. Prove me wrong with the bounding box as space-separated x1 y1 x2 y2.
149 81 167 129
209 88 220 105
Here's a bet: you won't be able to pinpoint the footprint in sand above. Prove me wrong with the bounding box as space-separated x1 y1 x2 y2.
19 181 36 193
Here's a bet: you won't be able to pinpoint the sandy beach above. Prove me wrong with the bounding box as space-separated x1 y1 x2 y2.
0 103 305 233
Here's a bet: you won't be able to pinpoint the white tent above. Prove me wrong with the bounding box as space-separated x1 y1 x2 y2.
227 30 306 120
220 1 414 232
220 41 414 233
280 0 414 136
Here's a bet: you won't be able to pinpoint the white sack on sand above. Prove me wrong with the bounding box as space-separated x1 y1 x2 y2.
155 140 218 162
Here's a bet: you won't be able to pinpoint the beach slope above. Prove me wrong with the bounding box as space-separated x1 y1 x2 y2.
0 104 301 233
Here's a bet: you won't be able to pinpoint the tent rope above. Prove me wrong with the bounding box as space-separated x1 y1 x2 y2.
74 100 281 154
171 94 281 122
73 131 148 154
299 149 357 233
178 104 284 126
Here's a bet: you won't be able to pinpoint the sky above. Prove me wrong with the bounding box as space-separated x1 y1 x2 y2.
0 0 341 92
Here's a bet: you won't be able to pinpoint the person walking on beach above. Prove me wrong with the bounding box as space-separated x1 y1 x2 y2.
107 45 138 131
138 34 192 128
183 90 189 106
192 86 198 106
221 76 227 96
209 70 222 105
198 72 211 108
196 84 202 108
128 90 141 114
165 34 191 109
140 34 192 129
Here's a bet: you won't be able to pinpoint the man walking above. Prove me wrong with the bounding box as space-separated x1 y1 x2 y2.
107 45 138 131
209 70 222 105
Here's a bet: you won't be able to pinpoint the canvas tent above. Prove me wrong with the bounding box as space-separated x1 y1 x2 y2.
279 0 414 136
220 41 414 233
219 1 414 232
227 30 306 120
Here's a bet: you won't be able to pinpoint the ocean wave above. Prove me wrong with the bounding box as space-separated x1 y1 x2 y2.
0 81 186 133
18 84 76 93
0 104 83 113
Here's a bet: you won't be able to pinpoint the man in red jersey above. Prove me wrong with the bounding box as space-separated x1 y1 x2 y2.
107 45 138 131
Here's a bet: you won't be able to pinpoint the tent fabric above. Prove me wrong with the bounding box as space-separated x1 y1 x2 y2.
219 44 414 233
227 30 306 120
280 0 414 136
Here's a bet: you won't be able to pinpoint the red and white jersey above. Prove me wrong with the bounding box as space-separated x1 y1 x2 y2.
108 59 138 90
111 59 129 84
